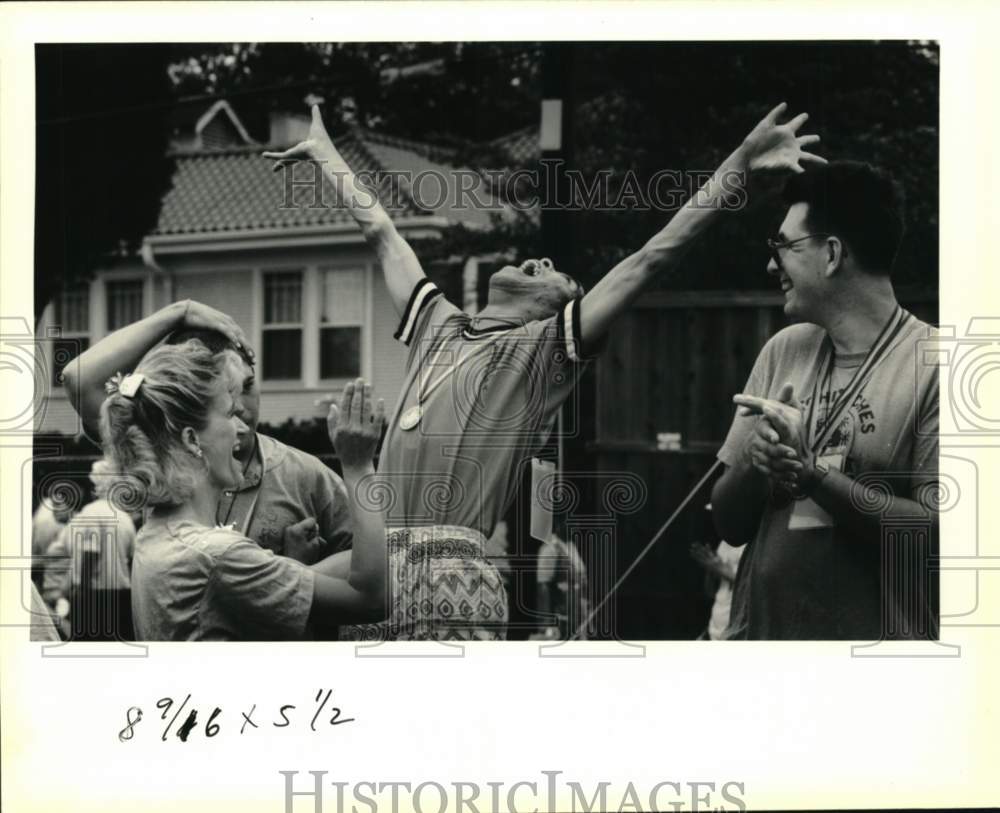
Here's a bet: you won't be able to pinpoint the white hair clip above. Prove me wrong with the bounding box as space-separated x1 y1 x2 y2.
106 372 145 399
119 373 145 398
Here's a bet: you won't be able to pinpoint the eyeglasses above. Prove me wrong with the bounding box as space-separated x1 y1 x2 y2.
766 233 831 266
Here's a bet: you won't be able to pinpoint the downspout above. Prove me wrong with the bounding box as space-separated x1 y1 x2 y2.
140 238 175 304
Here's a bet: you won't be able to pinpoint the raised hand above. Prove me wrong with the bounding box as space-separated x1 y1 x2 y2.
262 104 337 168
741 102 827 176
326 378 385 470
262 104 378 212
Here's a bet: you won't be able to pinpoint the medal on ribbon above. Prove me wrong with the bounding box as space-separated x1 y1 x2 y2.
398 326 514 431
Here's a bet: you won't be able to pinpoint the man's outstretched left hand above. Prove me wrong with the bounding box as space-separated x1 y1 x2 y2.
740 102 827 176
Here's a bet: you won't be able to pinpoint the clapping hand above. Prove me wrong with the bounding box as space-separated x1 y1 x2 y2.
734 382 811 489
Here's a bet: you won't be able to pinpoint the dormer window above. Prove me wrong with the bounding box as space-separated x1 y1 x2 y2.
194 100 256 151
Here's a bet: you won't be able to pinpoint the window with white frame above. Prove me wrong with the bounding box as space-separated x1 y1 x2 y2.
51 285 90 386
262 270 303 380
319 267 364 380
105 279 145 332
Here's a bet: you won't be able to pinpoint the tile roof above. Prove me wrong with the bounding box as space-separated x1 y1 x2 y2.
155 128 508 237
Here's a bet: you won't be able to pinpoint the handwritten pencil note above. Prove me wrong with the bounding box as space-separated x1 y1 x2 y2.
117 689 355 743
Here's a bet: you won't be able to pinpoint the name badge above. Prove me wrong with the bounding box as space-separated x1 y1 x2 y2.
788 453 843 530
530 457 556 542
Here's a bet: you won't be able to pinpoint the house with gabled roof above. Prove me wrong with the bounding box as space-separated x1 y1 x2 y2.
36 101 519 435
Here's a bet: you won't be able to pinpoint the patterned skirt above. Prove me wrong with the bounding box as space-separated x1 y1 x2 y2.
342 526 509 641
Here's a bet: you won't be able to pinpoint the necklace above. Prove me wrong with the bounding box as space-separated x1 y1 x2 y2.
217 433 258 526
398 327 513 431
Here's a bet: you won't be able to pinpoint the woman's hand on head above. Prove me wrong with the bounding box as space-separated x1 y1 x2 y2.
177 300 254 363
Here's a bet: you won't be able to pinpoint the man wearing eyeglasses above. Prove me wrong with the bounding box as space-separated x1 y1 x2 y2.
711 161 939 641
266 102 825 640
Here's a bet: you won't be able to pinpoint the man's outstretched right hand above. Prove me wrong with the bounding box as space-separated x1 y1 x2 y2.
262 104 335 168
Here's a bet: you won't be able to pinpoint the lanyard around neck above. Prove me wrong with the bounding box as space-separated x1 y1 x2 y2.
806 305 910 454
218 434 261 535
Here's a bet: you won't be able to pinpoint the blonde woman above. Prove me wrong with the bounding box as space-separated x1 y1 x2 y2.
100 339 386 641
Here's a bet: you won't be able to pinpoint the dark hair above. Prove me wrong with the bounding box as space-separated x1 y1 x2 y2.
166 327 254 368
781 161 905 274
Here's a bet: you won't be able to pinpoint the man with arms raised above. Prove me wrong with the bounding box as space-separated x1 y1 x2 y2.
266 102 825 640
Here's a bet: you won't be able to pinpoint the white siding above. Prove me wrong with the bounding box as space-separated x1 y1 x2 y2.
173 269 255 336
35 243 416 436
35 261 151 436
253 274 407 426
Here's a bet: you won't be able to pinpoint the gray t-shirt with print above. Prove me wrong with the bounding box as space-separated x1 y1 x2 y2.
718 314 938 640
219 433 352 557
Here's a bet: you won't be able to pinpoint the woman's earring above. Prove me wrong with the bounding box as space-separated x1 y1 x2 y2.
193 446 204 459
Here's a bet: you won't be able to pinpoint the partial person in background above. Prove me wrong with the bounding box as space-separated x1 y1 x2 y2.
484 518 513 598
31 497 71 590
690 539 745 640
42 458 136 641
29 582 61 642
535 530 589 641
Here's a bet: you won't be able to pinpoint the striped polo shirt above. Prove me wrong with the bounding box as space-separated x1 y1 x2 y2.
378 279 595 536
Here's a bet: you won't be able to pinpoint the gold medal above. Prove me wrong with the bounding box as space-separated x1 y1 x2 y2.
399 405 423 431
401 326 514 433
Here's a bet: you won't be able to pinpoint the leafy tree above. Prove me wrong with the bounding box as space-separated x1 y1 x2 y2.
167 42 541 144
35 44 176 323
562 41 938 291
171 41 937 293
